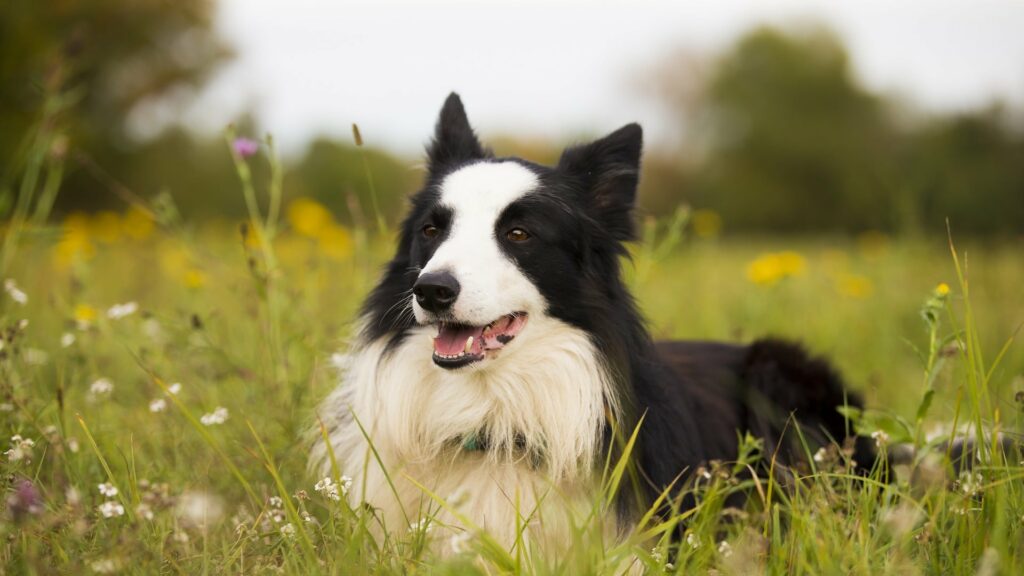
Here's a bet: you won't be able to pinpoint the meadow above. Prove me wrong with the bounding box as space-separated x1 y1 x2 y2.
1 143 1023 574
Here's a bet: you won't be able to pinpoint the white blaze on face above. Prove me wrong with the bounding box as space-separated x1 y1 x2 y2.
414 161 546 326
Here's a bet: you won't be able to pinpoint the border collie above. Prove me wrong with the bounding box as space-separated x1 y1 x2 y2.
310 93 873 551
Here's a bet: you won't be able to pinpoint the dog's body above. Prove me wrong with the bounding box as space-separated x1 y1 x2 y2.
311 94 872 552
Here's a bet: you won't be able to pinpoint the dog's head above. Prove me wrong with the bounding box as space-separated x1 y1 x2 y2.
364 93 642 370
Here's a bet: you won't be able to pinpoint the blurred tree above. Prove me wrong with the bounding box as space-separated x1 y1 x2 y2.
692 26 898 233
650 25 1024 236
903 106 1024 236
1 0 230 213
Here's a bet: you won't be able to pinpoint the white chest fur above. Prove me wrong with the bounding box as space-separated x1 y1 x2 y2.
311 315 619 551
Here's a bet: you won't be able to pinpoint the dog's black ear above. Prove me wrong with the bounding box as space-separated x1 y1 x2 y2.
558 123 643 241
427 93 488 175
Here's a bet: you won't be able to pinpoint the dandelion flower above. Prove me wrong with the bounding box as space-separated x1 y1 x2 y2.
287 198 334 238
98 501 125 518
200 407 229 426
106 301 138 320
4 279 27 305
149 398 167 413
90 378 114 397
232 137 259 158
122 205 155 240
74 304 98 329
98 482 119 497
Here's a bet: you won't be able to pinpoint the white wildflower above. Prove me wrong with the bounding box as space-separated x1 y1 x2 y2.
200 406 228 426
106 301 138 320
449 531 472 554
718 540 733 558
90 378 114 397
23 348 48 366
871 430 890 448
409 518 431 532
98 501 125 518
686 532 701 549
135 503 154 520
67 437 80 453
269 496 283 509
60 332 76 348
66 486 82 506
4 279 27 305
98 482 119 497
167 382 182 395
90 558 121 573
650 548 664 563
149 398 167 413
6 435 35 462
959 471 984 496
813 447 828 463
301 510 316 524
280 523 296 538
175 490 225 528
314 476 341 501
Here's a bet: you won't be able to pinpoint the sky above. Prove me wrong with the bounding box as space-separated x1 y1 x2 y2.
184 0 1024 156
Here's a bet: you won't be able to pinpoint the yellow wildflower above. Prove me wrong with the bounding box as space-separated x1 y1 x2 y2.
317 224 354 260
935 282 950 297
287 198 334 238
74 304 97 325
837 274 874 299
745 251 807 286
122 206 155 240
89 211 122 244
183 269 207 289
691 209 723 239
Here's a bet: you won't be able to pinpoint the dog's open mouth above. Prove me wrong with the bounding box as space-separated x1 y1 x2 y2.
431 313 528 369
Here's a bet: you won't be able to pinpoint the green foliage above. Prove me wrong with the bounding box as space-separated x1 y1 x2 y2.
649 25 1024 236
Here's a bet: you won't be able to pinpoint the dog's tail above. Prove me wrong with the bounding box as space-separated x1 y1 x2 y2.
740 338 877 472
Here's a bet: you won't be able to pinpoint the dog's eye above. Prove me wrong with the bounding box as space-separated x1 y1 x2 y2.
506 228 530 242
422 224 440 239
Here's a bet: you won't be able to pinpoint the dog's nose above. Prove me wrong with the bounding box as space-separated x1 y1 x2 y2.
413 271 460 313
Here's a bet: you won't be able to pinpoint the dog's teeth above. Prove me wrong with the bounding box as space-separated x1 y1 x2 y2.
464 336 474 353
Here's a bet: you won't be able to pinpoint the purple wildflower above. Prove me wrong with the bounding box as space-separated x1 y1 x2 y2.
232 137 259 158
7 478 43 521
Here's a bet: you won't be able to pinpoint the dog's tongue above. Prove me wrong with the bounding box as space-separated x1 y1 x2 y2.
434 324 484 356
433 315 528 357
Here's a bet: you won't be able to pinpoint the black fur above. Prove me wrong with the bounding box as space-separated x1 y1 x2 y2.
360 93 872 518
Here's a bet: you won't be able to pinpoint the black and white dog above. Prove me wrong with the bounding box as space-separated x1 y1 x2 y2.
311 94 873 550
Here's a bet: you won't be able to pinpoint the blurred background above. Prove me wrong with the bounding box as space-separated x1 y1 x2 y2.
4 0 1024 237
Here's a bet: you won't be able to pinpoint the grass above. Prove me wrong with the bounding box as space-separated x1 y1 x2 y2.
1 135 1023 574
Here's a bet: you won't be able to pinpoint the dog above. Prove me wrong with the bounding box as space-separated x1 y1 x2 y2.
310 93 874 553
